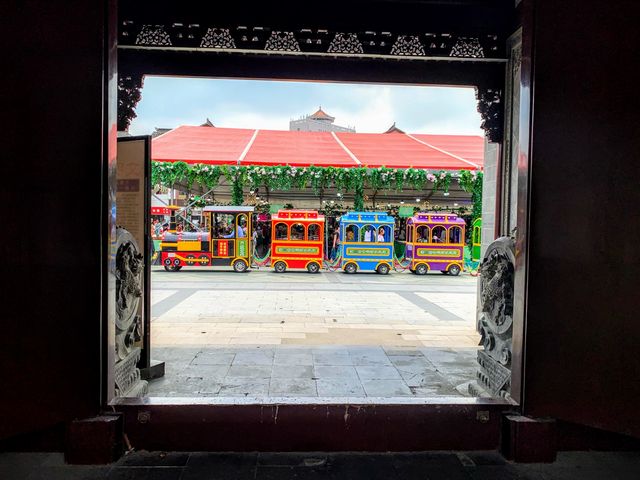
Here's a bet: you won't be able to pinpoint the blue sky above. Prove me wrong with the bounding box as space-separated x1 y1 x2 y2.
129 77 483 136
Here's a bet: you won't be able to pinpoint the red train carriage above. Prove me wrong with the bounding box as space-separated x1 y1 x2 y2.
270 210 325 273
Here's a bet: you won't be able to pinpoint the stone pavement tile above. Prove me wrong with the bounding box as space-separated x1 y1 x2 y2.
106 466 184 480
383 346 424 356
269 377 317 397
361 379 412 396
230 338 281 345
226 365 272 378
257 453 328 467
219 378 270 396
232 351 274 366
179 365 230 381
116 452 189 467
0 453 65 480
392 453 469 480
274 352 314 366
316 378 366 397
327 453 399 480
183 453 258 480
349 352 393 366
388 355 432 368
313 353 352 366
272 365 314 378
355 365 402 380
397 369 448 388
191 352 235 365
314 365 359 379
24 465 112 480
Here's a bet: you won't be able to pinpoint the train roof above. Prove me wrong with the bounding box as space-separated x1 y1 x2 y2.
408 212 466 224
272 210 325 221
340 211 395 224
202 206 255 213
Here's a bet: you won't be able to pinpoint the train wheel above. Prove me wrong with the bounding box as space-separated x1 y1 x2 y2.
344 263 357 274
307 262 320 274
185 254 196 266
233 259 248 273
448 264 461 276
274 261 287 273
376 263 390 275
415 263 428 275
198 254 210 266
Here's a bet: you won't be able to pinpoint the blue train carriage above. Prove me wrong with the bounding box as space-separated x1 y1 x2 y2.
340 212 395 274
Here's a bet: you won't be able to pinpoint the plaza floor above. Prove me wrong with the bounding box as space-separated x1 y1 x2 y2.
148 267 481 399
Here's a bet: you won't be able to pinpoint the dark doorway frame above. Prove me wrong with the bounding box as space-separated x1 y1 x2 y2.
109 1 527 451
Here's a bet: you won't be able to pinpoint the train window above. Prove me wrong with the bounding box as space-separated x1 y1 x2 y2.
236 214 248 238
275 222 288 240
430 225 446 243
345 225 359 242
360 224 376 242
291 223 305 241
416 225 430 243
213 214 236 239
449 226 463 244
378 225 392 243
406 225 413 242
308 223 320 241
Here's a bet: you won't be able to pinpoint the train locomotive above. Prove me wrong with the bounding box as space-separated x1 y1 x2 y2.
160 205 254 272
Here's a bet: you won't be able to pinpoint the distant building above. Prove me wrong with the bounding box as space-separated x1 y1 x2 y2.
152 118 215 138
289 107 356 133
384 122 405 134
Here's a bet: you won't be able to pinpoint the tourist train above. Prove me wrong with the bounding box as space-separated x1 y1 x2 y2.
158 206 469 275
403 212 466 276
339 212 394 275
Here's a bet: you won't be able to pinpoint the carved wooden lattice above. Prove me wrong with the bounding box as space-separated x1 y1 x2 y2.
327 33 364 54
135 25 172 46
390 35 425 56
450 37 485 58
200 28 236 49
264 31 300 52
118 24 506 142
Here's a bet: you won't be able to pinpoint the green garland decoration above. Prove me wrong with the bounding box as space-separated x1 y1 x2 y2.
151 162 481 212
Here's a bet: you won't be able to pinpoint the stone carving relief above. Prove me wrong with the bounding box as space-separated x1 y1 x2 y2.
471 236 515 399
114 227 148 397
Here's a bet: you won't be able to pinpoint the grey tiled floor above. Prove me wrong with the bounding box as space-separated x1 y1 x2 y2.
148 345 479 398
2 451 639 479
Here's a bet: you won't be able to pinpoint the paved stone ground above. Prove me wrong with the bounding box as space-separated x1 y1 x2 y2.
148 268 481 398
2 451 640 479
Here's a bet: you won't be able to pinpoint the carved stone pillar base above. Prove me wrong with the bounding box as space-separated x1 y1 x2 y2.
471 237 515 399
115 347 148 397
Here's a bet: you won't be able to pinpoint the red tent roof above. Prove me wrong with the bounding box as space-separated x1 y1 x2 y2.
152 125 483 170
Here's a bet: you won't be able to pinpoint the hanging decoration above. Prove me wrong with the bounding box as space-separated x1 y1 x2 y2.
151 162 482 225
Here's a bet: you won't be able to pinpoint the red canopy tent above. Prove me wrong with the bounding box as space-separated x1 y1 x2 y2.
152 125 483 170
